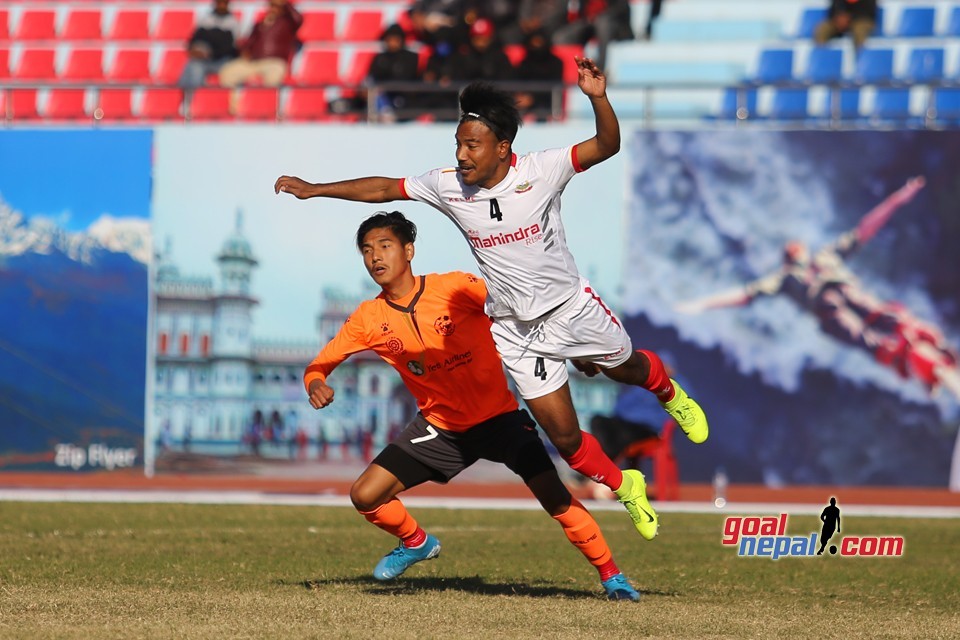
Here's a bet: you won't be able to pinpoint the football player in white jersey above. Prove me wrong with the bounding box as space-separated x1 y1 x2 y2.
275 57 708 540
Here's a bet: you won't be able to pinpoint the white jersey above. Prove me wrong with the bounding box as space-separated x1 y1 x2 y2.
402 146 585 321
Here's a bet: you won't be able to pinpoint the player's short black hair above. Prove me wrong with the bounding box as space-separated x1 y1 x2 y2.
458 81 522 143
356 211 417 250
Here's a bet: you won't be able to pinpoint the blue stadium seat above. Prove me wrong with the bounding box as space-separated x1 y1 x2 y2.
932 88 960 125
796 8 827 38
853 48 893 84
824 88 860 120
947 7 960 37
805 48 843 84
872 88 911 120
770 88 809 120
716 87 757 120
753 49 794 84
896 7 935 37
873 6 886 37
905 48 944 83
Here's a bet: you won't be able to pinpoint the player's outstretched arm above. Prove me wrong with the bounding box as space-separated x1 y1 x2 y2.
572 56 620 171
853 176 925 246
274 175 405 203
675 273 782 314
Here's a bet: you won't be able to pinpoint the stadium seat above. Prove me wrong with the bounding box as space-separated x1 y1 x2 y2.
140 88 183 120
613 420 679 502
504 44 525 67
299 11 336 42
154 10 195 42
341 10 384 42
13 48 55 80
896 7 935 37
342 49 377 87
947 7 960 37
95 88 134 121
188 87 232 120
62 49 105 82
155 49 188 85
0 10 8 41
716 87 757 119
236 87 279 120
107 49 152 83
552 44 584 84
871 88 911 120
283 87 329 121
0 48 9 79
45 88 88 120
108 10 151 41
804 47 843 84
770 88 809 120
14 10 56 41
753 49 794 84
796 8 827 38
8 89 40 121
853 48 893 84
931 88 960 125
293 48 340 85
905 48 944 83
824 88 860 120
61 10 103 41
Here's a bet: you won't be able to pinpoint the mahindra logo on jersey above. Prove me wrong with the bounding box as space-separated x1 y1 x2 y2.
468 223 542 249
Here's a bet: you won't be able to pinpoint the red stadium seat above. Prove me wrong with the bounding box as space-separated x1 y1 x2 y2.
0 10 9 40
341 10 383 42
107 10 150 41
62 10 103 40
298 11 336 42
236 87 278 120
283 88 329 121
293 48 340 85
188 87 232 120
154 10 195 41
13 48 56 80
614 420 680 501
45 89 88 120
155 48 188 85
0 49 9 79
9 89 40 121
504 44 525 67
140 88 183 120
552 44 584 84
15 10 56 41
96 88 134 121
62 49 104 82
107 49 151 83
342 49 376 87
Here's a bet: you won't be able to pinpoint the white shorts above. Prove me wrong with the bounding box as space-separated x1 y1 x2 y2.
490 277 633 400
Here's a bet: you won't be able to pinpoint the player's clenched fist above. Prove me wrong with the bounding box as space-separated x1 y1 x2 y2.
275 175 315 199
308 379 335 409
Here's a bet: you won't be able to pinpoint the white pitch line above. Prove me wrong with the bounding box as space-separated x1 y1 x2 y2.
1 489 959 518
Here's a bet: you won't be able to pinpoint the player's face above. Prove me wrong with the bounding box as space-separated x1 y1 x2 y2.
360 227 414 289
455 121 509 188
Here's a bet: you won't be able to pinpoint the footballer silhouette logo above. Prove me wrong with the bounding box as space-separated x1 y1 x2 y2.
434 315 456 336
386 337 404 355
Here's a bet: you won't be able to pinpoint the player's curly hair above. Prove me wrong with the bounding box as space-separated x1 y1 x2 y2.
458 81 522 143
356 211 417 250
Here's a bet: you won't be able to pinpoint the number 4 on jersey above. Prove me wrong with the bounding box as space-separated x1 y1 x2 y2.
534 357 547 380
489 198 503 222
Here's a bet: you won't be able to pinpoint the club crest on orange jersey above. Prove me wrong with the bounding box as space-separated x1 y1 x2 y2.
386 337 405 355
434 315 456 336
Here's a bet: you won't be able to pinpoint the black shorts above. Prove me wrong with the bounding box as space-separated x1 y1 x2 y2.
372 409 556 489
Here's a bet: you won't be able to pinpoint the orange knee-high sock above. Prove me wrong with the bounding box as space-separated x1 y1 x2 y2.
552 497 620 581
360 498 426 548
638 349 675 402
564 431 623 490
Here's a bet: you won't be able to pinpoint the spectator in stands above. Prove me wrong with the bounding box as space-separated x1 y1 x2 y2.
367 23 422 121
219 0 303 88
514 28 564 120
517 0 571 44
407 0 470 48
814 0 878 54
420 27 463 118
476 0 523 45
179 0 241 89
454 17 515 82
553 0 633 71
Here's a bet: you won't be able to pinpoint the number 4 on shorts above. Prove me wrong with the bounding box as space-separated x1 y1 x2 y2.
534 357 547 380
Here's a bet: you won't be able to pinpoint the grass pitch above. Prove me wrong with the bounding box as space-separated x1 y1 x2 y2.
0 501 957 639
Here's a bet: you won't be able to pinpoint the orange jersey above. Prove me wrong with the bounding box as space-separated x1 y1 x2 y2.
303 271 518 432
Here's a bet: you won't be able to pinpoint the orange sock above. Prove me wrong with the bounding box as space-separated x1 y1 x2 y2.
552 498 619 580
359 499 424 546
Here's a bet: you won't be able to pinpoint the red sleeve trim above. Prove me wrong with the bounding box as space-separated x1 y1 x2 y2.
571 145 584 173
398 178 410 199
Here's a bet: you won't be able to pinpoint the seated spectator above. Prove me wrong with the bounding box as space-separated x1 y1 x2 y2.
517 0 570 45
367 23 422 121
179 0 241 89
553 0 633 71
219 0 303 88
814 0 878 54
420 27 463 118
454 18 515 82
514 29 564 120
477 0 523 45
407 0 470 48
